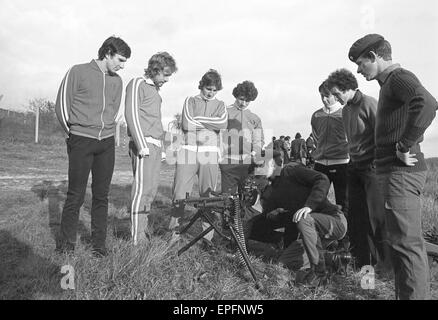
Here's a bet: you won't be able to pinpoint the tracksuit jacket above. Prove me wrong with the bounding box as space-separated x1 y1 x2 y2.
125 76 164 150
181 94 228 150
55 60 123 140
222 104 264 160
310 103 349 161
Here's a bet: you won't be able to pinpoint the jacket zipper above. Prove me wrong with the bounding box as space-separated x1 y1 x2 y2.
98 72 106 140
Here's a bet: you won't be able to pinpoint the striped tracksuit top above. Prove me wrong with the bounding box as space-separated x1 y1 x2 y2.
125 76 164 245
172 95 228 216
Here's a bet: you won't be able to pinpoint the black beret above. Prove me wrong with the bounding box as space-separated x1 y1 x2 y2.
349 34 384 62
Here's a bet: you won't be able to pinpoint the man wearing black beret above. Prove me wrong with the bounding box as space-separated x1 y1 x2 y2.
349 34 438 299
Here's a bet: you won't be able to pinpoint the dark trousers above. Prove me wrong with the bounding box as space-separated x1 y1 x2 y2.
314 162 348 213
347 162 388 268
378 171 429 300
59 134 115 250
219 163 251 194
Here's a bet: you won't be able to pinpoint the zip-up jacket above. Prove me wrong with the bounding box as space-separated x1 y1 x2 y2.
181 94 228 149
55 60 123 140
125 77 164 151
222 104 264 160
311 104 349 161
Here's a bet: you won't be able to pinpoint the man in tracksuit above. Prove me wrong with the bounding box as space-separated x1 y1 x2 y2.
311 81 349 213
349 34 437 299
326 68 391 271
125 52 177 245
169 70 228 242
220 80 264 194
55 36 131 256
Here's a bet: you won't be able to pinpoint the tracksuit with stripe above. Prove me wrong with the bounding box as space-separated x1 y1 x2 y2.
54 60 123 253
125 76 164 245
170 94 228 236
220 104 264 194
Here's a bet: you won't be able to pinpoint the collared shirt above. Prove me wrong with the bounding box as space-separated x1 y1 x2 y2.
376 63 401 86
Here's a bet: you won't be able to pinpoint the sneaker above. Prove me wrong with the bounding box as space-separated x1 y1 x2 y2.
295 265 328 288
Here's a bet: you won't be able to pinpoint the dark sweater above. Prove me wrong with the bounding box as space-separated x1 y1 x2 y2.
375 64 438 173
342 90 377 164
262 163 340 218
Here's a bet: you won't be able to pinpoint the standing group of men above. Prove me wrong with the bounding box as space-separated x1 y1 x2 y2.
53 33 437 300
308 34 437 299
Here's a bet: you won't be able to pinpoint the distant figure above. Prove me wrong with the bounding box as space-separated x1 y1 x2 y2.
265 136 276 150
284 136 291 163
125 52 177 245
54 36 131 257
349 33 437 300
290 132 307 165
274 135 289 164
305 133 316 167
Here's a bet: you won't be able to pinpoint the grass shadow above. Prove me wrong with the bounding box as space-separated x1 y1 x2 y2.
0 230 63 299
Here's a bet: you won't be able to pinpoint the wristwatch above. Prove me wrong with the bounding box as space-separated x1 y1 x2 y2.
396 141 409 153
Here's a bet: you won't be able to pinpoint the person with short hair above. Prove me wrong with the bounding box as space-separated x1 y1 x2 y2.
220 80 264 194
349 33 437 299
245 153 347 287
125 52 177 245
326 68 391 271
55 36 131 256
169 69 228 241
311 80 349 213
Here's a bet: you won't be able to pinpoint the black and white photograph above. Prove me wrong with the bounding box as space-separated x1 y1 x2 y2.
1 0 437 306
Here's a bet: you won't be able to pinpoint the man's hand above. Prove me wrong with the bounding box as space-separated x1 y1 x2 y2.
138 147 150 158
266 208 287 220
396 150 417 166
292 207 312 223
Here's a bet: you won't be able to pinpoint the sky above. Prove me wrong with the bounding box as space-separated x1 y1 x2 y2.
1 0 437 155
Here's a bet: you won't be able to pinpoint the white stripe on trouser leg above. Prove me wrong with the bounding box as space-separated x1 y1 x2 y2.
131 156 144 245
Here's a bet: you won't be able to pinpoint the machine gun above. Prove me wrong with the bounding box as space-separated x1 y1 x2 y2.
173 176 262 289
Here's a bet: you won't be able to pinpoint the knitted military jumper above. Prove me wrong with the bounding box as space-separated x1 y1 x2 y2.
375 64 437 173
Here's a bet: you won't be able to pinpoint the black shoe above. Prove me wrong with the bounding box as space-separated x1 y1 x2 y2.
296 264 329 288
92 247 108 258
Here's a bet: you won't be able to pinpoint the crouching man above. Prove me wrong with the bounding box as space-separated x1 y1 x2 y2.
246 152 347 287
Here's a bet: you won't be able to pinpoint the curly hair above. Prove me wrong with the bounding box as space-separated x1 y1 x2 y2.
232 81 258 101
198 69 222 90
144 52 178 78
98 36 131 60
326 68 358 92
318 80 331 97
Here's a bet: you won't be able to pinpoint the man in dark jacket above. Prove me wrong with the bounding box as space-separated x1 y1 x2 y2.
246 153 347 286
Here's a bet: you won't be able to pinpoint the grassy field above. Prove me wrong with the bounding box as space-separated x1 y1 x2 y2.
0 140 437 300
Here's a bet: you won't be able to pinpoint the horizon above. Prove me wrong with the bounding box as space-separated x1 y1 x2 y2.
1 0 437 155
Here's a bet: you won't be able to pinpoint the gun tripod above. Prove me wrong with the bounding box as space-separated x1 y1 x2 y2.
175 194 262 289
